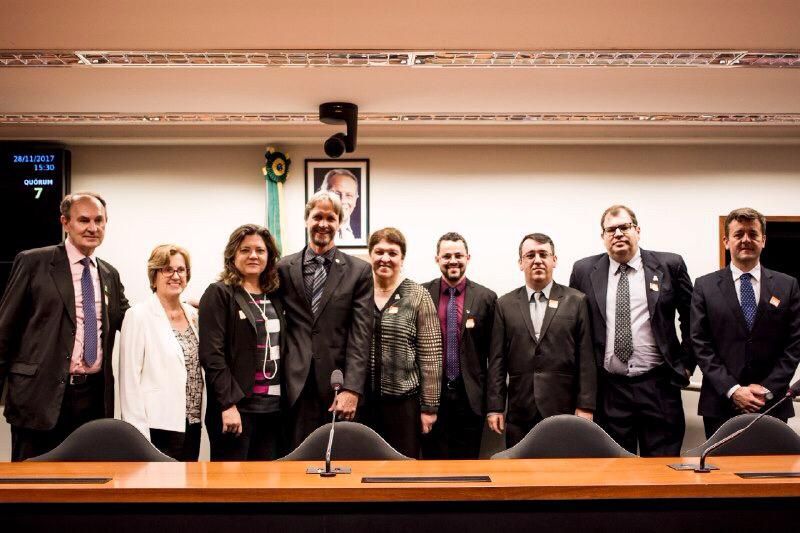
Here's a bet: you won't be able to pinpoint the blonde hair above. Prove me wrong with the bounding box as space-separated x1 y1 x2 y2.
147 244 191 292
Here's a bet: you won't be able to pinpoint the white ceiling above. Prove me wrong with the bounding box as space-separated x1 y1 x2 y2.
1 0 799 143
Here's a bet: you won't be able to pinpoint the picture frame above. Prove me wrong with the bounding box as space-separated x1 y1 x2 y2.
305 159 370 248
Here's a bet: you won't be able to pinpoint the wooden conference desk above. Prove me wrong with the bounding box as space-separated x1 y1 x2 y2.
1 456 799 531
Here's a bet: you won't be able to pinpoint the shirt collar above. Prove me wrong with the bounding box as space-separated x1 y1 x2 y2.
440 277 467 296
731 261 761 282
304 245 336 264
609 248 642 275
65 237 96 266
526 280 554 301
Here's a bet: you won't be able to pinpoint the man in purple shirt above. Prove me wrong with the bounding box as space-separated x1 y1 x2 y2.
422 232 496 459
0 192 129 461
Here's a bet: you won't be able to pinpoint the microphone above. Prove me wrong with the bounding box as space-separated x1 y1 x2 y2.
307 369 352 477
695 382 798 472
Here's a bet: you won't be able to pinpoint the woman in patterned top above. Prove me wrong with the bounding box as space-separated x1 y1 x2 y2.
364 227 443 458
199 224 285 461
120 244 202 461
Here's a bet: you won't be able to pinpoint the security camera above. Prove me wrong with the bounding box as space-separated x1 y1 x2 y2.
319 102 357 158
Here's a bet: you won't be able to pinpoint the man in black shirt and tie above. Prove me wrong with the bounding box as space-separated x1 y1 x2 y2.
421 232 496 459
691 207 800 438
569 205 694 456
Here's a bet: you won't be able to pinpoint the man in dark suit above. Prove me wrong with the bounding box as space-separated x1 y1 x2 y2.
487 233 595 448
0 192 129 461
569 204 694 457
278 190 373 448
421 232 496 459
692 207 800 438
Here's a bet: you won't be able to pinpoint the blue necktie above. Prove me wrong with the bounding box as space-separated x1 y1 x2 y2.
445 287 460 382
80 257 98 366
740 272 757 330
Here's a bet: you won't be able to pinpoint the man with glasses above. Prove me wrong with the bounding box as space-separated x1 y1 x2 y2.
569 205 694 456
487 233 595 448
692 207 800 438
0 192 130 461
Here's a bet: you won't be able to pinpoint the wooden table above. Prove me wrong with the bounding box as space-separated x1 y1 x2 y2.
2 456 799 531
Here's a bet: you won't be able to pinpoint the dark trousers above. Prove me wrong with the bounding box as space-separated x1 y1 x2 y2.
505 412 545 449
422 379 484 459
11 373 105 462
150 420 202 462
208 411 281 461
364 394 421 458
599 365 685 457
703 414 789 440
287 368 333 452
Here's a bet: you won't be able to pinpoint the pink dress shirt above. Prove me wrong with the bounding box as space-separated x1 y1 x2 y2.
65 238 103 374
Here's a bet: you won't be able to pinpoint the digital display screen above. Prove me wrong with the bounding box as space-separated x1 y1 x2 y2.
0 144 68 296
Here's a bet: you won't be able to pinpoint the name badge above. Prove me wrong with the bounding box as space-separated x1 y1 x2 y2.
649 283 659 292
387 307 399 314
770 296 781 307
548 300 558 309
238 310 247 320
465 318 475 329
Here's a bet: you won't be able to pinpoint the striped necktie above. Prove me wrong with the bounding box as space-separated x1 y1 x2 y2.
310 256 327 316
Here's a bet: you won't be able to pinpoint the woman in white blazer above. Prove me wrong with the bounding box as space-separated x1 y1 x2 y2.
120 244 203 461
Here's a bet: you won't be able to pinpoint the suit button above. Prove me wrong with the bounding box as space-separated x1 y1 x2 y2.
60 378 65 384
72 329 76 335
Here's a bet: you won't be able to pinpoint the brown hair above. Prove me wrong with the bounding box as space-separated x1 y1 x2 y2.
724 207 766 237
436 232 469 255
600 204 638 230
147 244 191 292
219 224 280 293
368 227 407 258
60 191 107 220
518 233 555 258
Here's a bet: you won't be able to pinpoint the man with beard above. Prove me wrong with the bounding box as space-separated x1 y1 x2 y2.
692 207 800 438
319 169 360 241
488 233 595 448
569 205 694 456
277 191 374 448
421 232 496 459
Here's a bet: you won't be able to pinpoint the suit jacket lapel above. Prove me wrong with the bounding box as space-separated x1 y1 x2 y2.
50 244 76 326
288 252 311 313
590 255 610 323
718 267 749 333
427 279 441 312
538 283 562 341
314 250 346 322
97 259 111 345
460 279 475 335
515 287 538 343
752 266 772 330
641 250 663 320
233 286 258 330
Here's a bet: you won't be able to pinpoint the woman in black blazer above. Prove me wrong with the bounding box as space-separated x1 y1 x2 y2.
199 224 285 460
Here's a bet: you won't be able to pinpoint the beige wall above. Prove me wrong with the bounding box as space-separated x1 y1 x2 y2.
2 142 799 460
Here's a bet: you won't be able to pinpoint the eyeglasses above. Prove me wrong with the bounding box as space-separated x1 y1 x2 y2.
521 251 552 261
160 266 189 277
603 223 637 236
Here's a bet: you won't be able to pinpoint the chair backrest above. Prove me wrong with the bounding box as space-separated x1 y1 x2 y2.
27 418 177 462
685 414 800 457
278 421 412 461
491 415 636 459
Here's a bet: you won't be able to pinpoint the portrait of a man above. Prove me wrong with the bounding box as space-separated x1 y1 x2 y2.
306 159 369 247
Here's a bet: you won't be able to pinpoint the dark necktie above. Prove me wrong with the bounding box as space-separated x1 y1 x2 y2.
740 272 757 330
310 256 327 316
445 287 460 381
80 257 98 366
614 263 633 364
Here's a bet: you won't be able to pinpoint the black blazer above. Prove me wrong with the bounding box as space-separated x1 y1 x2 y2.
487 282 596 423
0 243 129 430
422 277 496 416
569 249 695 387
198 281 286 414
277 248 373 409
691 265 800 419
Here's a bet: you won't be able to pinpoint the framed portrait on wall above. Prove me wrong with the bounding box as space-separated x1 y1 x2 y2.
305 159 370 248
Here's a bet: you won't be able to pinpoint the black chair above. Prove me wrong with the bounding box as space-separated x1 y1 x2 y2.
685 414 800 457
278 421 412 461
491 414 635 459
27 418 177 462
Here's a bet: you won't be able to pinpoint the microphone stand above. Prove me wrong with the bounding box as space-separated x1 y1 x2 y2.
307 382 352 477
695 394 789 473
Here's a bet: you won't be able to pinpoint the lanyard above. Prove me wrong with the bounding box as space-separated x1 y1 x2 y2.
246 291 277 379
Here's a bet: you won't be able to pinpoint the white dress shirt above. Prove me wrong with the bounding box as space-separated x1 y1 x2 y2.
604 250 661 376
